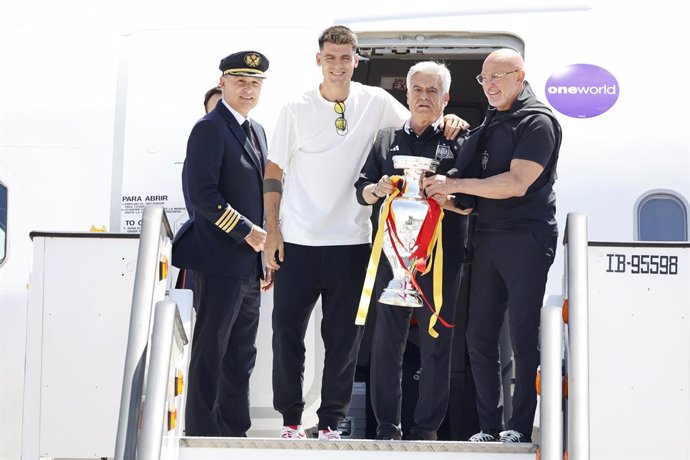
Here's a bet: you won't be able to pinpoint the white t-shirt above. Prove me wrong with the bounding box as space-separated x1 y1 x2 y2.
269 82 409 246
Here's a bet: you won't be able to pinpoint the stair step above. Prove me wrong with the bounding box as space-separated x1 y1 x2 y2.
178 437 537 459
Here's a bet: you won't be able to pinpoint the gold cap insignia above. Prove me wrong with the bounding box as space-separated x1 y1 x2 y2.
245 53 261 68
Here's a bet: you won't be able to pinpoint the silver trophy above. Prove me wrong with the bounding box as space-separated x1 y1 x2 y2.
379 155 439 307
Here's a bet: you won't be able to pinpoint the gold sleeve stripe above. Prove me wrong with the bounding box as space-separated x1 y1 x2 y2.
218 213 234 230
215 208 232 227
224 213 241 233
217 209 239 230
221 212 238 231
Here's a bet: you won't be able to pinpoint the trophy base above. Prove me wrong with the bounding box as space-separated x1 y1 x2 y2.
379 288 423 308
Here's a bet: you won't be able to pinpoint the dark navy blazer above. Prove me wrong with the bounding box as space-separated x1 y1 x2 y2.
172 101 266 278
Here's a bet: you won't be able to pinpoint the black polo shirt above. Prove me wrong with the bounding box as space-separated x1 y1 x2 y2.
457 82 561 236
355 122 467 260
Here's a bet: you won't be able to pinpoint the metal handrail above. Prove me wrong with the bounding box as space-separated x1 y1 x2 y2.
539 295 564 460
138 300 187 460
115 205 173 460
565 212 590 460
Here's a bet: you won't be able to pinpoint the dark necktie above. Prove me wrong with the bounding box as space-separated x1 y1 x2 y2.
241 120 263 170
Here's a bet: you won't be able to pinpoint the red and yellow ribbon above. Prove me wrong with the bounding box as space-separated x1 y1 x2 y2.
355 176 404 326
412 198 446 337
355 176 453 338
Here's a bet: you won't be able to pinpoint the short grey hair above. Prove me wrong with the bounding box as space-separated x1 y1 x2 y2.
406 61 451 93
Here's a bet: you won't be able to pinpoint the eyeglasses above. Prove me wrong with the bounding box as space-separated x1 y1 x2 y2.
475 69 520 85
334 100 348 135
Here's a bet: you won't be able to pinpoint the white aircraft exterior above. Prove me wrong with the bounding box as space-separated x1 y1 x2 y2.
1 1 689 459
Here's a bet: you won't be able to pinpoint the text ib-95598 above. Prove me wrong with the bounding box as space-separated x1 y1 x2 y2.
605 254 679 275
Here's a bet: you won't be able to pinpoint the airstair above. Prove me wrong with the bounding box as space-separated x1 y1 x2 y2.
112 206 537 460
19 209 690 459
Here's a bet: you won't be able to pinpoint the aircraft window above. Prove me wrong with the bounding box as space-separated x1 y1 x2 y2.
636 191 688 241
0 182 6 264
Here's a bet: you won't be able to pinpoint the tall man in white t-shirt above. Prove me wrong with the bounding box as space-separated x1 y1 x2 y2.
263 25 468 440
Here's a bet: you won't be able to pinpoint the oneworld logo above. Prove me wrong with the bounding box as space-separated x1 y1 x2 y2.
545 64 619 118
548 85 617 95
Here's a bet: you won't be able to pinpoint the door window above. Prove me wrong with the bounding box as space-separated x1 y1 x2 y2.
636 191 688 241
0 182 6 264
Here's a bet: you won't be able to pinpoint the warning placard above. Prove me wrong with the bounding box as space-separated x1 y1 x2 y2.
120 194 187 234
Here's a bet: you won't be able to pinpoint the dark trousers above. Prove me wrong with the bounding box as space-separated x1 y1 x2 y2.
466 232 556 438
371 259 462 440
175 268 194 292
272 243 369 430
184 270 260 436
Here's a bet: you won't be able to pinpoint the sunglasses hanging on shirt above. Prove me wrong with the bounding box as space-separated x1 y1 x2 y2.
334 100 348 136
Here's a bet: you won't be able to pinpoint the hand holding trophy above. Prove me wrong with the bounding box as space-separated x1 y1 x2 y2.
356 155 449 337
379 156 441 306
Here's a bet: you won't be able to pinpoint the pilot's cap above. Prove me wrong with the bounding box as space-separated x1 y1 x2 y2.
219 51 269 79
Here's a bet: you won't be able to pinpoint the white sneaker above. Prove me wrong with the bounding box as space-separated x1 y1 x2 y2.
318 427 341 440
281 425 306 439
499 430 528 443
468 430 498 442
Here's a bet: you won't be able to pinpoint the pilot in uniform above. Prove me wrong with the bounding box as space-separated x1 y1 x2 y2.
172 50 270 437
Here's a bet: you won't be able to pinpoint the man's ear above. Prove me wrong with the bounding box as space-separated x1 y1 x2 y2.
517 69 526 82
